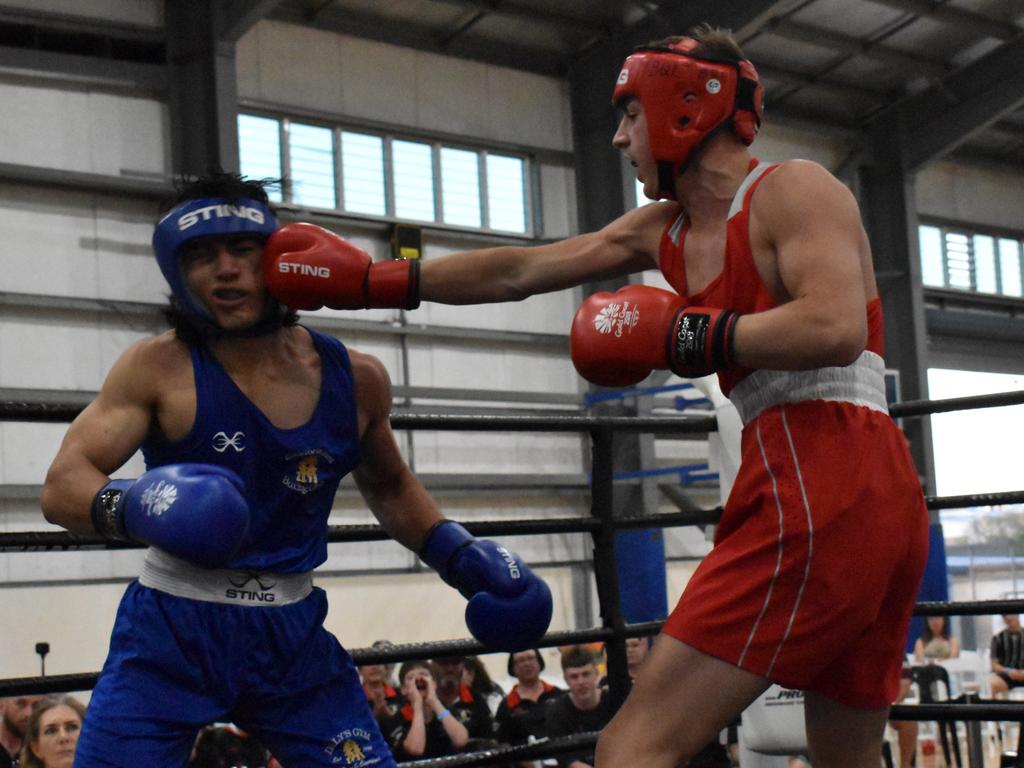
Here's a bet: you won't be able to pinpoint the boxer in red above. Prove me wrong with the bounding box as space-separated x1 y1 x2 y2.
263 24 929 768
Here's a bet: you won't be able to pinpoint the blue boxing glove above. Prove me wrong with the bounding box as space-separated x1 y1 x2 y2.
91 463 250 568
420 520 552 651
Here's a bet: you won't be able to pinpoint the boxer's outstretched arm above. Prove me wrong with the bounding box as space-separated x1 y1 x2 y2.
40 340 159 533
417 200 675 305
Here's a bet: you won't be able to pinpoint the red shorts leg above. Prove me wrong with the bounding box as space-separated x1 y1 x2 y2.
662 401 929 709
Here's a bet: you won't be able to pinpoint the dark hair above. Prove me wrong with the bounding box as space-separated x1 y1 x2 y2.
921 616 951 642
398 660 434 686
190 724 270 768
507 649 545 676
561 648 597 672
160 168 281 214
20 696 87 768
158 169 298 343
463 656 498 693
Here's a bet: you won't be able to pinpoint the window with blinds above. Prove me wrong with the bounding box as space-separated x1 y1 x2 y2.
239 113 532 235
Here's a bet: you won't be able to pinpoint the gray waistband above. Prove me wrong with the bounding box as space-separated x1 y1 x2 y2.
139 548 313 606
729 351 889 426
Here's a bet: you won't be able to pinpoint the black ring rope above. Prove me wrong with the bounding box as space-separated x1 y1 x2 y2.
5 391 1024 766
396 733 599 768
3 487 1022 552
4 386 1023 428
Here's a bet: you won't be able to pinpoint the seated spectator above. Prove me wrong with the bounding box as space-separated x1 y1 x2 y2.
432 656 495 742
189 724 273 768
991 614 1024 696
378 661 470 759
544 648 616 768
599 637 652 688
625 637 650 680
914 616 960 663
360 639 401 719
1 695 45 768
463 655 505 717
495 649 564 749
19 696 85 768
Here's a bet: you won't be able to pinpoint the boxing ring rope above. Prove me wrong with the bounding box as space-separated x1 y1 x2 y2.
4 388 1024 767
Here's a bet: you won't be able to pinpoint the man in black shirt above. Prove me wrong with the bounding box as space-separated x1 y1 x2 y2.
0 696 43 768
544 649 616 768
991 614 1024 695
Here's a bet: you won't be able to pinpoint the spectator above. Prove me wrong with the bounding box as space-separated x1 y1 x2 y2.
462 656 505 716
432 656 495 741
495 649 564 749
991 614 1024 696
600 637 652 687
378 661 470 759
624 637 650 681
543 649 616 768
189 724 272 768
19 696 85 768
361 640 401 719
1 696 44 768
914 616 960 663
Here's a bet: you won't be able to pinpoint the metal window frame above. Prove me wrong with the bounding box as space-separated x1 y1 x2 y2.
238 110 536 238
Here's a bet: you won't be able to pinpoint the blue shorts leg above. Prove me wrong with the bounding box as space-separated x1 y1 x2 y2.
233 589 397 767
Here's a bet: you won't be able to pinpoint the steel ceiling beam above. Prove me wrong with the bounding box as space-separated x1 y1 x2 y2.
216 0 285 43
897 32 1024 171
767 17 948 79
867 0 1021 41
270 2 566 75
624 0 785 46
430 0 612 36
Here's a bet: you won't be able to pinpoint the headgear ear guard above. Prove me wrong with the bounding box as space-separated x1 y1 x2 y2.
612 37 764 200
152 196 282 334
507 649 545 676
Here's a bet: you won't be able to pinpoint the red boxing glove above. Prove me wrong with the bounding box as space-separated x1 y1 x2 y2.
263 223 419 310
570 285 740 386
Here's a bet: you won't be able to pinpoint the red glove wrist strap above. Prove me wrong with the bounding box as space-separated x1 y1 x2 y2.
367 260 421 309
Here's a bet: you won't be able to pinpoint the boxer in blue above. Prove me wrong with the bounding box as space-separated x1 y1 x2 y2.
39 171 552 767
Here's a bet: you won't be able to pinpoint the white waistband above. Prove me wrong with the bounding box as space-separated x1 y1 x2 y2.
729 351 889 426
139 548 313 606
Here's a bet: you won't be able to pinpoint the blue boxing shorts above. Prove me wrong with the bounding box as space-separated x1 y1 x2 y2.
74 580 395 767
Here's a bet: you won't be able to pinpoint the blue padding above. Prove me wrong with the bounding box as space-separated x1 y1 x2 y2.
583 383 694 408
615 528 668 624
905 522 949 653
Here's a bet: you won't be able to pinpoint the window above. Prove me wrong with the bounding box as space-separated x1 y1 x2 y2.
288 123 335 209
441 147 481 228
238 113 532 234
392 140 435 222
341 131 386 216
919 222 1024 298
238 115 283 202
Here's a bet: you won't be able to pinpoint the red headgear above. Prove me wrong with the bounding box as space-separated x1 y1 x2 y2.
612 37 764 200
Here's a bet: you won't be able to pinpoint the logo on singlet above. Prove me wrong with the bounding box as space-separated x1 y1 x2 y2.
594 301 640 338
212 431 245 452
282 449 334 494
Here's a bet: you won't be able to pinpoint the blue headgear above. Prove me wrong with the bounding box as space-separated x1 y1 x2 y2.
152 196 279 326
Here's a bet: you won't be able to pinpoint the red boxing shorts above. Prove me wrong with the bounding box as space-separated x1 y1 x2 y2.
663 400 929 709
